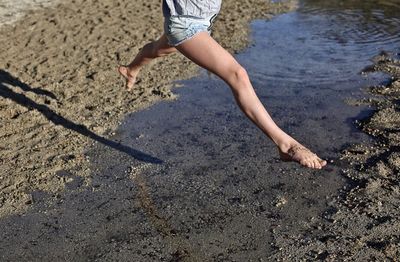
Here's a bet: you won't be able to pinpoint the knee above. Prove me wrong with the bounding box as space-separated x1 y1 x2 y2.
229 66 250 88
150 42 176 58
144 42 158 58
142 42 161 58
234 66 249 82
155 47 176 57
153 43 165 57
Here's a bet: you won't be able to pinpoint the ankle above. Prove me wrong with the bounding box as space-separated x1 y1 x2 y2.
126 65 140 76
276 138 299 153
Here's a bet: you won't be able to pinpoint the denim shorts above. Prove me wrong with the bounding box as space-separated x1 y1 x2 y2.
162 1 218 46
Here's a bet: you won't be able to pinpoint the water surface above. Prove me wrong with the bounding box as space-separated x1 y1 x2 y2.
85 0 400 259
1 0 400 260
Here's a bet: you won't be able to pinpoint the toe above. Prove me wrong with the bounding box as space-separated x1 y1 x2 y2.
126 81 134 91
314 160 322 169
318 158 327 167
311 160 317 169
118 66 127 76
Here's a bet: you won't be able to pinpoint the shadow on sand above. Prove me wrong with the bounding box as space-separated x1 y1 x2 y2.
0 69 162 164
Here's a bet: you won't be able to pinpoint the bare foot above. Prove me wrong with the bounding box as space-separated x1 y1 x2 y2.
118 65 139 91
279 142 327 169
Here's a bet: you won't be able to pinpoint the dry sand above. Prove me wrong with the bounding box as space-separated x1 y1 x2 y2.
0 0 296 217
0 0 58 26
2 0 399 260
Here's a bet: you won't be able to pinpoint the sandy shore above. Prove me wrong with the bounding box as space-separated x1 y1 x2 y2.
1 0 400 260
0 0 58 26
0 0 296 216
271 52 400 260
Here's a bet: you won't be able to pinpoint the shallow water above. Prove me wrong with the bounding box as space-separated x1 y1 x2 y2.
85 0 400 259
1 0 400 260
248 1 400 87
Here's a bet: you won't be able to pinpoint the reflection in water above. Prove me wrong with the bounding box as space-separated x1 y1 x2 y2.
302 0 400 12
300 0 400 45
246 0 400 86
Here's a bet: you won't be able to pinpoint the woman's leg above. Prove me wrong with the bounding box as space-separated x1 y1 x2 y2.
118 34 177 90
176 32 327 169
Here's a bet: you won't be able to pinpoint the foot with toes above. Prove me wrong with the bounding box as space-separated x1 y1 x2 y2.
118 65 139 91
279 142 327 169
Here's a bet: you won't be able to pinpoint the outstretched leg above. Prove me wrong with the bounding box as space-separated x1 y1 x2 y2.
118 34 177 90
176 32 327 169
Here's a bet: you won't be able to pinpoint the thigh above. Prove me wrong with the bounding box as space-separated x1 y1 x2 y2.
175 32 241 81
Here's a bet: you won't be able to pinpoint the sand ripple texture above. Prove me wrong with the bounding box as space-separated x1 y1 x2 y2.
0 0 296 217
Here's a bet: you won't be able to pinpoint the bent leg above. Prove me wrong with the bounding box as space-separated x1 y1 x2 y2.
176 32 327 169
119 34 177 90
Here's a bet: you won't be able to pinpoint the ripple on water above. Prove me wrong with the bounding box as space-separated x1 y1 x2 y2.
247 0 400 86
299 0 400 46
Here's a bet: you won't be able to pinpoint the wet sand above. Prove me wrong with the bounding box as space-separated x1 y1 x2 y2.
272 52 400 260
0 0 296 217
1 0 400 260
